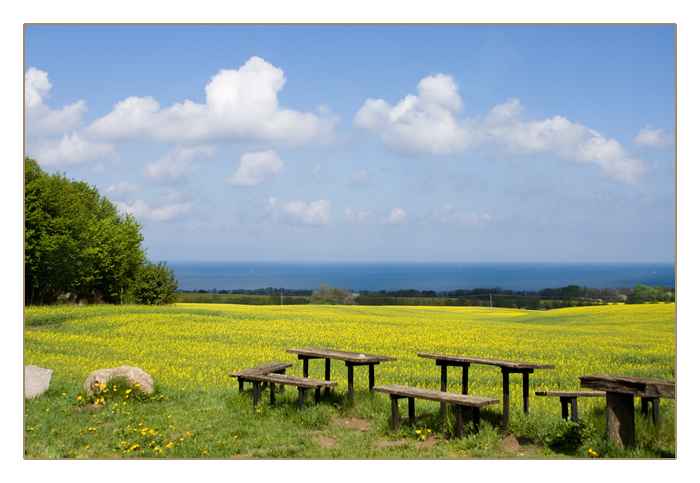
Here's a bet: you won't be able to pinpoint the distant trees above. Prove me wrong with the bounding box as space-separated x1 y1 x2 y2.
310 284 356 305
626 284 675 304
24 157 178 305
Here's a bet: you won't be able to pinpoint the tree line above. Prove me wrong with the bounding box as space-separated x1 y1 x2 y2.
24 157 178 305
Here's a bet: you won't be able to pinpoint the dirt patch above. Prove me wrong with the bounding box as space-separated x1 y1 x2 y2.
503 435 540 456
332 417 371 432
232 450 255 459
415 436 439 448
314 436 338 449
373 439 409 449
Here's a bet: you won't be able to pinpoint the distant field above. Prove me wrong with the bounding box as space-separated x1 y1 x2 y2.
24 303 675 458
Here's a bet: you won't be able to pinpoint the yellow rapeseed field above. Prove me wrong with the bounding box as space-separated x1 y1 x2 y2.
25 303 675 410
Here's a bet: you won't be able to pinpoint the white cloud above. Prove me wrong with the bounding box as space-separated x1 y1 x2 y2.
380 208 408 225
433 203 492 226
227 150 286 186
30 131 120 167
635 124 674 147
105 181 142 201
350 170 370 186
86 56 339 147
278 198 332 225
354 74 469 155
354 75 654 183
142 146 215 185
343 206 376 224
24 67 87 136
116 191 190 222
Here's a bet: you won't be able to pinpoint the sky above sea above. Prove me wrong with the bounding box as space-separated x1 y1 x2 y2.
21 21 676 264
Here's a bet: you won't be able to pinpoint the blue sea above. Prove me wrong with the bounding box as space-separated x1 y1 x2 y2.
165 261 676 293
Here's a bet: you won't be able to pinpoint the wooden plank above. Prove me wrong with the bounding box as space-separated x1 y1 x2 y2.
418 353 555 370
242 373 337 389
536 390 606 398
287 347 397 363
229 362 293 377
579 375 675 398
373 385 499 407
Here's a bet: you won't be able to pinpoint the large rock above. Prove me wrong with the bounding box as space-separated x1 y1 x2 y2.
25 365 53 399
84 365 153 394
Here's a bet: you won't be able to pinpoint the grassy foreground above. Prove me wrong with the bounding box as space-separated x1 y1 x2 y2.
24 303 675 458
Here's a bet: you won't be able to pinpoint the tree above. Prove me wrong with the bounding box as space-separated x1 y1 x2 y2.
24 157 174 305
310 284 356 305
125 261 179 305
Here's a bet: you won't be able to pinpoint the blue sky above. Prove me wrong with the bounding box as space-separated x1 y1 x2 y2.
23 24 676 263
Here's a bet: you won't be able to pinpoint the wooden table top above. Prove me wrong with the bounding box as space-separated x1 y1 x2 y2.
579 374 675 398
287 347 397 363
418 353 555 370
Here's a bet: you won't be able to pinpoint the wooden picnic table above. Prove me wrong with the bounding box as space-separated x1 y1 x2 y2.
418 353 555 431
286 347 397 400
579 374 676 449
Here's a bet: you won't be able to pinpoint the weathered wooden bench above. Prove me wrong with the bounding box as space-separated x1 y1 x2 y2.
373 384 499 438
241 373 338 410
535 390 606 423
228 362 293 393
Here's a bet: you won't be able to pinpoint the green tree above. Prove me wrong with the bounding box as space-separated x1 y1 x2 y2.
125 261 179 305
24 157 167 305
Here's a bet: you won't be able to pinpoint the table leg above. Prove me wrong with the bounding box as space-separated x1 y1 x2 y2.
270 383 276 405
324 358 331 396
408 397 415 421
298 388 306 410
303 358 309 378
473 407 481 433
455 405 464 439
369 363 376 389
522 371 530 413
462 364 469 395
571 397 579 423
252 381 261 407
561 397 570 420
440 363 448 420
347 363 354 401
502 369 510 431
606 392 635 449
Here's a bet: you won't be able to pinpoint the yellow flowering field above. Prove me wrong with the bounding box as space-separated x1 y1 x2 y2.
25 303 675 413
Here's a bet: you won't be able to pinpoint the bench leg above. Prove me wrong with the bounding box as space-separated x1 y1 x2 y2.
473 407 481 433
239 377 245 393
298 388 307 410
390 395 399 431
571 397 579 423
270 383 276 405
408 397 415 422
455 405 464 439
641 397 660 424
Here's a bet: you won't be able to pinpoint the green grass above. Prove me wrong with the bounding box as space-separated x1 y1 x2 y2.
24 303 676 459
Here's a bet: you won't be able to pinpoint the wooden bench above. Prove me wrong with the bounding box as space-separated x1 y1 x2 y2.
228 362 293 393
373 384 499 438
535 390 606 423
241 373 338 410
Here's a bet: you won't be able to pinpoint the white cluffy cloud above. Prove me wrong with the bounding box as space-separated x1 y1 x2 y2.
635 124 674 148
273 198 332 225
86 56 339 147
354 73 654 183
433 203 492 226
380 208 408 225
116 191 190 222
227 150 286 186
142 146 215 185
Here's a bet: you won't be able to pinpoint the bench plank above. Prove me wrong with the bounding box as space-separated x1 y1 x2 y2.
228 362 293 378
242 373 337 389
373 385 499 407
535 390 605 398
